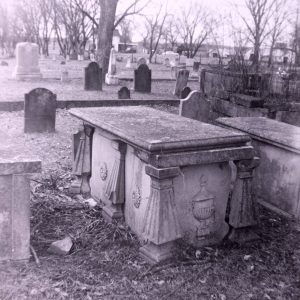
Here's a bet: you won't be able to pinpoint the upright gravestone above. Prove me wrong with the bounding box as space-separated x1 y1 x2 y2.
193 62 200 72
105 48 119 85
180 86 191 99
84 62 102 91
125 57 131 68
137 57 147 67
118 86 131 99
179 90 211 123
165 58 170 67
13 42 42 80
134 64 151 93
174 69 189 97
24 88 57 133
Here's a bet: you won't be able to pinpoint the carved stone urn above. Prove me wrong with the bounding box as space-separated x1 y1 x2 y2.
191 176 215 239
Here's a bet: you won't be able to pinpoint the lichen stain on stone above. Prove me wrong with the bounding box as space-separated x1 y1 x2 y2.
0 211 10 225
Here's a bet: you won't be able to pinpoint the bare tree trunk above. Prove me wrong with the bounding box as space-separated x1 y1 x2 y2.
97 0 118 80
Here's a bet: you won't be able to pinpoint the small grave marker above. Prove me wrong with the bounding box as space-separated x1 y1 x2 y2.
179 90 211 123
84 62 102 91
134 64 151 93
24 88 57 133
118 86 131 99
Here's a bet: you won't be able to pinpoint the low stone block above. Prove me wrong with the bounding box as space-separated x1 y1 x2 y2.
0 159 41 262
230 93 265 108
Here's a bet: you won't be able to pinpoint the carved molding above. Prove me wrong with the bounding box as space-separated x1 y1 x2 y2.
99 162 108 181
142 166 182 245
70 124 94 194
229 157 260 228
132 187 142 208
104 141 126 205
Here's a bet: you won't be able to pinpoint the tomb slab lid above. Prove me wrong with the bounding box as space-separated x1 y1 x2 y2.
69 107 250 153
0 130 41 174
217 117 300 153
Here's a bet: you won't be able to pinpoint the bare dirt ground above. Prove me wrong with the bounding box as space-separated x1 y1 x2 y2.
0 58 199 102
0 108 300 300
0 60 300 299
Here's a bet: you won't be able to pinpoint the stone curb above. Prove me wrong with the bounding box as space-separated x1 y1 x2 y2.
0 99 180 112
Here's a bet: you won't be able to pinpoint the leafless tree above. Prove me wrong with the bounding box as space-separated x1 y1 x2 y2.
163 18 179 51
75 0 149 78
266 0 289 67
118 19 133 46
237 0 277 71
143 5 168 62
176 2 211 58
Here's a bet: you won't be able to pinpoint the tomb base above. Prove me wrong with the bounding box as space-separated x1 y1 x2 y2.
139 241 175 264
105 74 119 85
102 203 124 223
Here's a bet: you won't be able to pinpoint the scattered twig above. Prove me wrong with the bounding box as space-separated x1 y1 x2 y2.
161 263 212 300
30 245 40 266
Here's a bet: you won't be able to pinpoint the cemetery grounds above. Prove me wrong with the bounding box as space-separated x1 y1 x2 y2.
0 58 300 300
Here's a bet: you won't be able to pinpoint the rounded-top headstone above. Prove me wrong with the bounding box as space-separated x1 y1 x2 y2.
13 42 42 80
24 88 57 133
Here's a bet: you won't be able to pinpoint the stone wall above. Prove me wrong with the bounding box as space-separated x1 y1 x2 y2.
200 68 300 127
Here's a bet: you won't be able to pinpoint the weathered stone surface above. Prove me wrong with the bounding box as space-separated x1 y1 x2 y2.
13 42 42 80
71 125 94 194
174 69 189 97
118 86 130 99
230 93 265 108
69 107 250 153
217 117 300 152
179 90 212 123
228 158 260 242
180 86 191 99
70 106 257 262
84 62 102 91
217 117 300 222
0 150 41 261
134 64 151 93
24 88 57 133
48 236 73 255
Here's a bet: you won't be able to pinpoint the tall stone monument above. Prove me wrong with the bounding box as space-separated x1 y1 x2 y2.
105 47 119 85
13 42 42 80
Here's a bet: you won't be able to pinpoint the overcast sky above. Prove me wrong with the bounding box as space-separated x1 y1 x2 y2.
2 0 299 45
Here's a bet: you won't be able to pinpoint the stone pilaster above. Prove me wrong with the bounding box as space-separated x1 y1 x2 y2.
229 157 260 242
102 141 127 222
70 124 94 194
140 166 182 264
